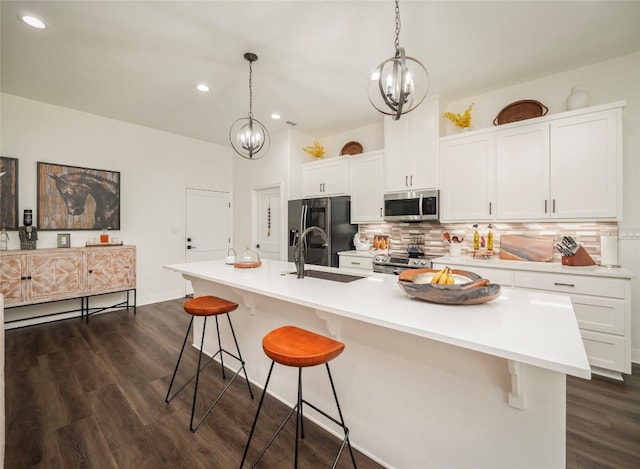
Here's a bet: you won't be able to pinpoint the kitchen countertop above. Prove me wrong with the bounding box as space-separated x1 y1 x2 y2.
165 259 590 379
433 255 636 279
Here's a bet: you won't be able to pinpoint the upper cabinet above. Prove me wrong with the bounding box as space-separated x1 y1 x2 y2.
440 133 496 221
549 109 620 219
440 102 624 222
302 157 350 198
384 97 440 193
350 151 384 223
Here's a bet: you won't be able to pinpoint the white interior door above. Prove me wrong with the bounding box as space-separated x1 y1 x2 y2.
254 185 281 261
185 188 230 294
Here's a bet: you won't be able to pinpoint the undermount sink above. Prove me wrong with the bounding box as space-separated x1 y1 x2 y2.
289 270 365 283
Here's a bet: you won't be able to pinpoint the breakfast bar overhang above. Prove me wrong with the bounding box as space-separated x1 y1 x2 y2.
165 259 590 468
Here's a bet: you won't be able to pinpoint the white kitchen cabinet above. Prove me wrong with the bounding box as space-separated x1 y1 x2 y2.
302 157 350 198
432 257 632 379
496 123 550 219
384 97 440 193
350 151 384 223
338 251 374 271
549 108 620 219
440 132 496 221
440 102 623 222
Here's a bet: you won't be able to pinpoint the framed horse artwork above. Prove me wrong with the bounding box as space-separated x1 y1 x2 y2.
37 162 121 230
0 156 19 230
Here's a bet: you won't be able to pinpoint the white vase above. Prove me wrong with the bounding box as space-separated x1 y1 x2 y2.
566 85 589 111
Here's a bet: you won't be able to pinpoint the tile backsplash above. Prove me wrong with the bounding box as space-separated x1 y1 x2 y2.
358 221 618 263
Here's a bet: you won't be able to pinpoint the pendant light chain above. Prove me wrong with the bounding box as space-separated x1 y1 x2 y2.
394 0 401 55
248 60 254 119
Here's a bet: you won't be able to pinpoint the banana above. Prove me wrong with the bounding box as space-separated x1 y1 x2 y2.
438 267 450 285
431 268 444 284
446 271 455 285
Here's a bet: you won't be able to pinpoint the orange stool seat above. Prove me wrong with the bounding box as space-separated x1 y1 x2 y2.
165 295 253 432
262 325 345 368
183 295 238 316
241 325 356 468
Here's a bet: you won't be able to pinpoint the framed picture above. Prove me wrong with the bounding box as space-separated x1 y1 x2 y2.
37 162 120 230
0 156 19 230
57 233 70 248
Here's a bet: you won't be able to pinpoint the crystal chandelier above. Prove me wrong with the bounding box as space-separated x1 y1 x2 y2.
230 53 270 159
368 0 429 120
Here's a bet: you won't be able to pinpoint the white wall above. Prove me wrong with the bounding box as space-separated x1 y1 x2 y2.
443 53 640 362
0 93 232 306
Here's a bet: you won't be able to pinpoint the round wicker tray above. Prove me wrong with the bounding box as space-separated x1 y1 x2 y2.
340 141 363 156
493 100 548 126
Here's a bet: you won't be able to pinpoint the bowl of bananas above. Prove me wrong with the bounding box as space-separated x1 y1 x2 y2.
397 267 501 305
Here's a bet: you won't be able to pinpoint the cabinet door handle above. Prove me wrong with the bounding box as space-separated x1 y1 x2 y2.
380 207 382 217
552 199 556 213
89 269 93 274
489 202 492 215
544 200 548 214
554 282 575 287
351 261 361 265
410 175 413 186
405 175 408 187
21 276 27 280
27 276 32 280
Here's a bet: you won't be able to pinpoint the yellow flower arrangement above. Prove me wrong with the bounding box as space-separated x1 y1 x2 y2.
303 139 325 159
444 103 475 128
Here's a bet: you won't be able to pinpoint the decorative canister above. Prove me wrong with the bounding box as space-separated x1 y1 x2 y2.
566 85 589 111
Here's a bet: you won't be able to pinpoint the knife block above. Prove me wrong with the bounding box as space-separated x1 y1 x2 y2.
562 246 596 266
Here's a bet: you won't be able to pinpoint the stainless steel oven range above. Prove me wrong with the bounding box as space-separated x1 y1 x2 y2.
372 252 438 275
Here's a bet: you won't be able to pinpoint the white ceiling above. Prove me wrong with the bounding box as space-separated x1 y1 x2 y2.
2 1 639 146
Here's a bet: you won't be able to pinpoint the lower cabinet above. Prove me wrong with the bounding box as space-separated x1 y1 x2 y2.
433 260 632 378
1 245 136 319
338 252 374 272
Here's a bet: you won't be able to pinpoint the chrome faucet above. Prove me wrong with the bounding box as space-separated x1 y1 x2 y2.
294 226 328 279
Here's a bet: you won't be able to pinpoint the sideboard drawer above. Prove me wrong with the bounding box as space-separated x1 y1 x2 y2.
514 271 625 298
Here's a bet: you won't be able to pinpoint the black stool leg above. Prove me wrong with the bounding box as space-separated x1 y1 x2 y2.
227 313 254 399
165 316 194 403
190 316 208 432
295 367 304 468
326 363 357 469
214 315 226 379
240 361 276 468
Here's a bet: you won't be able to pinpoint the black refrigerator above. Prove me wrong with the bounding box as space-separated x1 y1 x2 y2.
288 196 358 268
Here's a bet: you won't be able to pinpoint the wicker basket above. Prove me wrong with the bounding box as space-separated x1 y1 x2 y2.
20 240 37 250
493 100 548 126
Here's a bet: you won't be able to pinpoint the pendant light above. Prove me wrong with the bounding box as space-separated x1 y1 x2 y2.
368 0 429 120
230 52 270 159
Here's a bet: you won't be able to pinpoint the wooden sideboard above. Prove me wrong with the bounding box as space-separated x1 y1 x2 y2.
0 245 136 324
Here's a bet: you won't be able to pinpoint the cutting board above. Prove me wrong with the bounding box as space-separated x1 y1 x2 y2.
499 235 554 262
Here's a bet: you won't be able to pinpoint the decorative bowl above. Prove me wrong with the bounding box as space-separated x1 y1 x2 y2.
397 268 501 305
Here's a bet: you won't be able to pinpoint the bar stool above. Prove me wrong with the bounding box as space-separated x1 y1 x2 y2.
165 295 253 432
240 325 356 468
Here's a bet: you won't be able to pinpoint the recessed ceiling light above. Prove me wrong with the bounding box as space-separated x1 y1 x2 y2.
20 15 46 29
196 84 209 92
271 113 281 120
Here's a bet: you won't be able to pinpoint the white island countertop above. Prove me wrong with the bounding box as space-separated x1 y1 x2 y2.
165 259 590 379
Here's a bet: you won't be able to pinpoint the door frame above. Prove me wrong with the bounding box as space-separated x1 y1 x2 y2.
251 183 284 261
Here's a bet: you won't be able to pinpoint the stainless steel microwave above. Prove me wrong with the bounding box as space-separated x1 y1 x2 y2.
383 189 439 222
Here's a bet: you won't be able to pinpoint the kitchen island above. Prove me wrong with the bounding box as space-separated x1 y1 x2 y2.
165 259 590 468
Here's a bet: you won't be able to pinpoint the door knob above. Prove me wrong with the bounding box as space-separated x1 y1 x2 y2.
255 244 260 248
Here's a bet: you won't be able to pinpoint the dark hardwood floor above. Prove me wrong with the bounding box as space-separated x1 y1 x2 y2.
4 299 383 469
4 299 640 468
